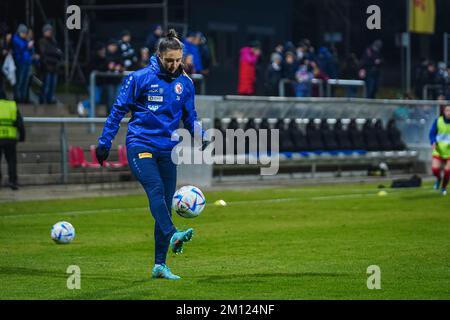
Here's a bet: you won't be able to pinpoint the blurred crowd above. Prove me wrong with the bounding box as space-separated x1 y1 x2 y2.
414 58 450 100
0 22 211 115
2 20 450 107
1 22 63 104
238 38 384 99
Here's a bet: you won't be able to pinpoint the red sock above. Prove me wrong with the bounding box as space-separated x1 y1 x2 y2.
432 167 442 180
443 169 450 189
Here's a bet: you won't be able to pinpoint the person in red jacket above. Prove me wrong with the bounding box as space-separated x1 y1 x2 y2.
237 41 261 95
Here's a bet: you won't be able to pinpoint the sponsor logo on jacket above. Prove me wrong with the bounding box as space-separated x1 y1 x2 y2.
148 95 163 102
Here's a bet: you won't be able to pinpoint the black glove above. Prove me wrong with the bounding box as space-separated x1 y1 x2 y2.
95 146 109 166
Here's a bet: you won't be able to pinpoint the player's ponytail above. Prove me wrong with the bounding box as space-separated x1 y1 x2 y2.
157 28 184 54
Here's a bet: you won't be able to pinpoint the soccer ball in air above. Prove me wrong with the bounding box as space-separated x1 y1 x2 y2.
51 221 76 244
172 185 206 218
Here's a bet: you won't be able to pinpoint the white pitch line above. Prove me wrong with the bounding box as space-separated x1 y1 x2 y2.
0 207 147 219
0 188 436 219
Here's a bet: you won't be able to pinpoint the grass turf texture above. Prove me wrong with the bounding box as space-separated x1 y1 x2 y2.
0 182 449 299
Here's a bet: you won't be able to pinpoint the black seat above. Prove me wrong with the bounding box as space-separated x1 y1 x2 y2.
225 118 239 154
348 119 366 150
374 119 393 151
387 119 406 150
259 118 272 155
363 119 380 151
245 118 256 131
276 119 295 152
213 118 226 155
228 118 239 130
334 119 353 150
244 118 257 154
306 119 324 151
320 119 339 151
288 120 309 152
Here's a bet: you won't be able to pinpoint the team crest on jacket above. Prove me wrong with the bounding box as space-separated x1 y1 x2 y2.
174 82 183 94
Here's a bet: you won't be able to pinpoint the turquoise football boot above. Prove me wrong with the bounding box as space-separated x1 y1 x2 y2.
442 188 447 196
170 228 194 254
152 264 181 280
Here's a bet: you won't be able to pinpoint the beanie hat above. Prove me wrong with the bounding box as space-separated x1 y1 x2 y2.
42 24 53 34
17 24 28 34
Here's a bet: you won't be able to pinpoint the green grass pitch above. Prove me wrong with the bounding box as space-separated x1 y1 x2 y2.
0 182 449 299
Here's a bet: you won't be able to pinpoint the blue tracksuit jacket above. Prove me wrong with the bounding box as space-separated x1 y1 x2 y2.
98 55 201 151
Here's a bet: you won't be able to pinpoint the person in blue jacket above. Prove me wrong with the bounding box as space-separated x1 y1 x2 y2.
12 24 34 103
95 29 206 280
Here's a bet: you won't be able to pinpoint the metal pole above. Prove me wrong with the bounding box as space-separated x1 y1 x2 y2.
201 78 206 95
60 122 68 184
30 0 34 31
89 71 96 133
406 0 411 93
64 0 69 91
163 0 169 30
25 0 30 27
279 79 286 97
444 33 449 67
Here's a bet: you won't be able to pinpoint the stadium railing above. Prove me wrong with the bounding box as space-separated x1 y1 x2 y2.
326 79 366 98
19 96 445 186
23 117 130 184
278 78 366 97
279 78 324 97
422 84 444 100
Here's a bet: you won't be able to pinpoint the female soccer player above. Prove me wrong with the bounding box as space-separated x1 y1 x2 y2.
429 104 450 196
95 29 205 279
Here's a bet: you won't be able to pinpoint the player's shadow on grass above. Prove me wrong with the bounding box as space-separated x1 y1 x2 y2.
0 266 137 283
0 266 69 278
196 272 348 283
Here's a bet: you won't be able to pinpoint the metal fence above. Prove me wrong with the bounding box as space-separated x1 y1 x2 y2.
278 78 366 98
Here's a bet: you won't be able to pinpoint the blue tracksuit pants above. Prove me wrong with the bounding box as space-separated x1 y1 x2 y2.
127 146 178 265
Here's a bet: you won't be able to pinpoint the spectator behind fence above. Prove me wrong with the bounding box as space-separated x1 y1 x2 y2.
310 60 328 97
12 24 34 103
295 59 313 97
77 43 108 116
237 40 261 95
341 53 360 97
281 51 297 97
38 24 62 104
360 39 383 99
198 32 211 75
138 47 150 69
118 30 138 71
145 24 163 55
0 99 25 190
182 32 203 74
414 58 430 99
420 61 439 99
24 28 39 104
317 46 338 80
436 61 449 92
264 52 282 96
104 38 124 114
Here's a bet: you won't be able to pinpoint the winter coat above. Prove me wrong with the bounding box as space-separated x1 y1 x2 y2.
237 47 259 95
